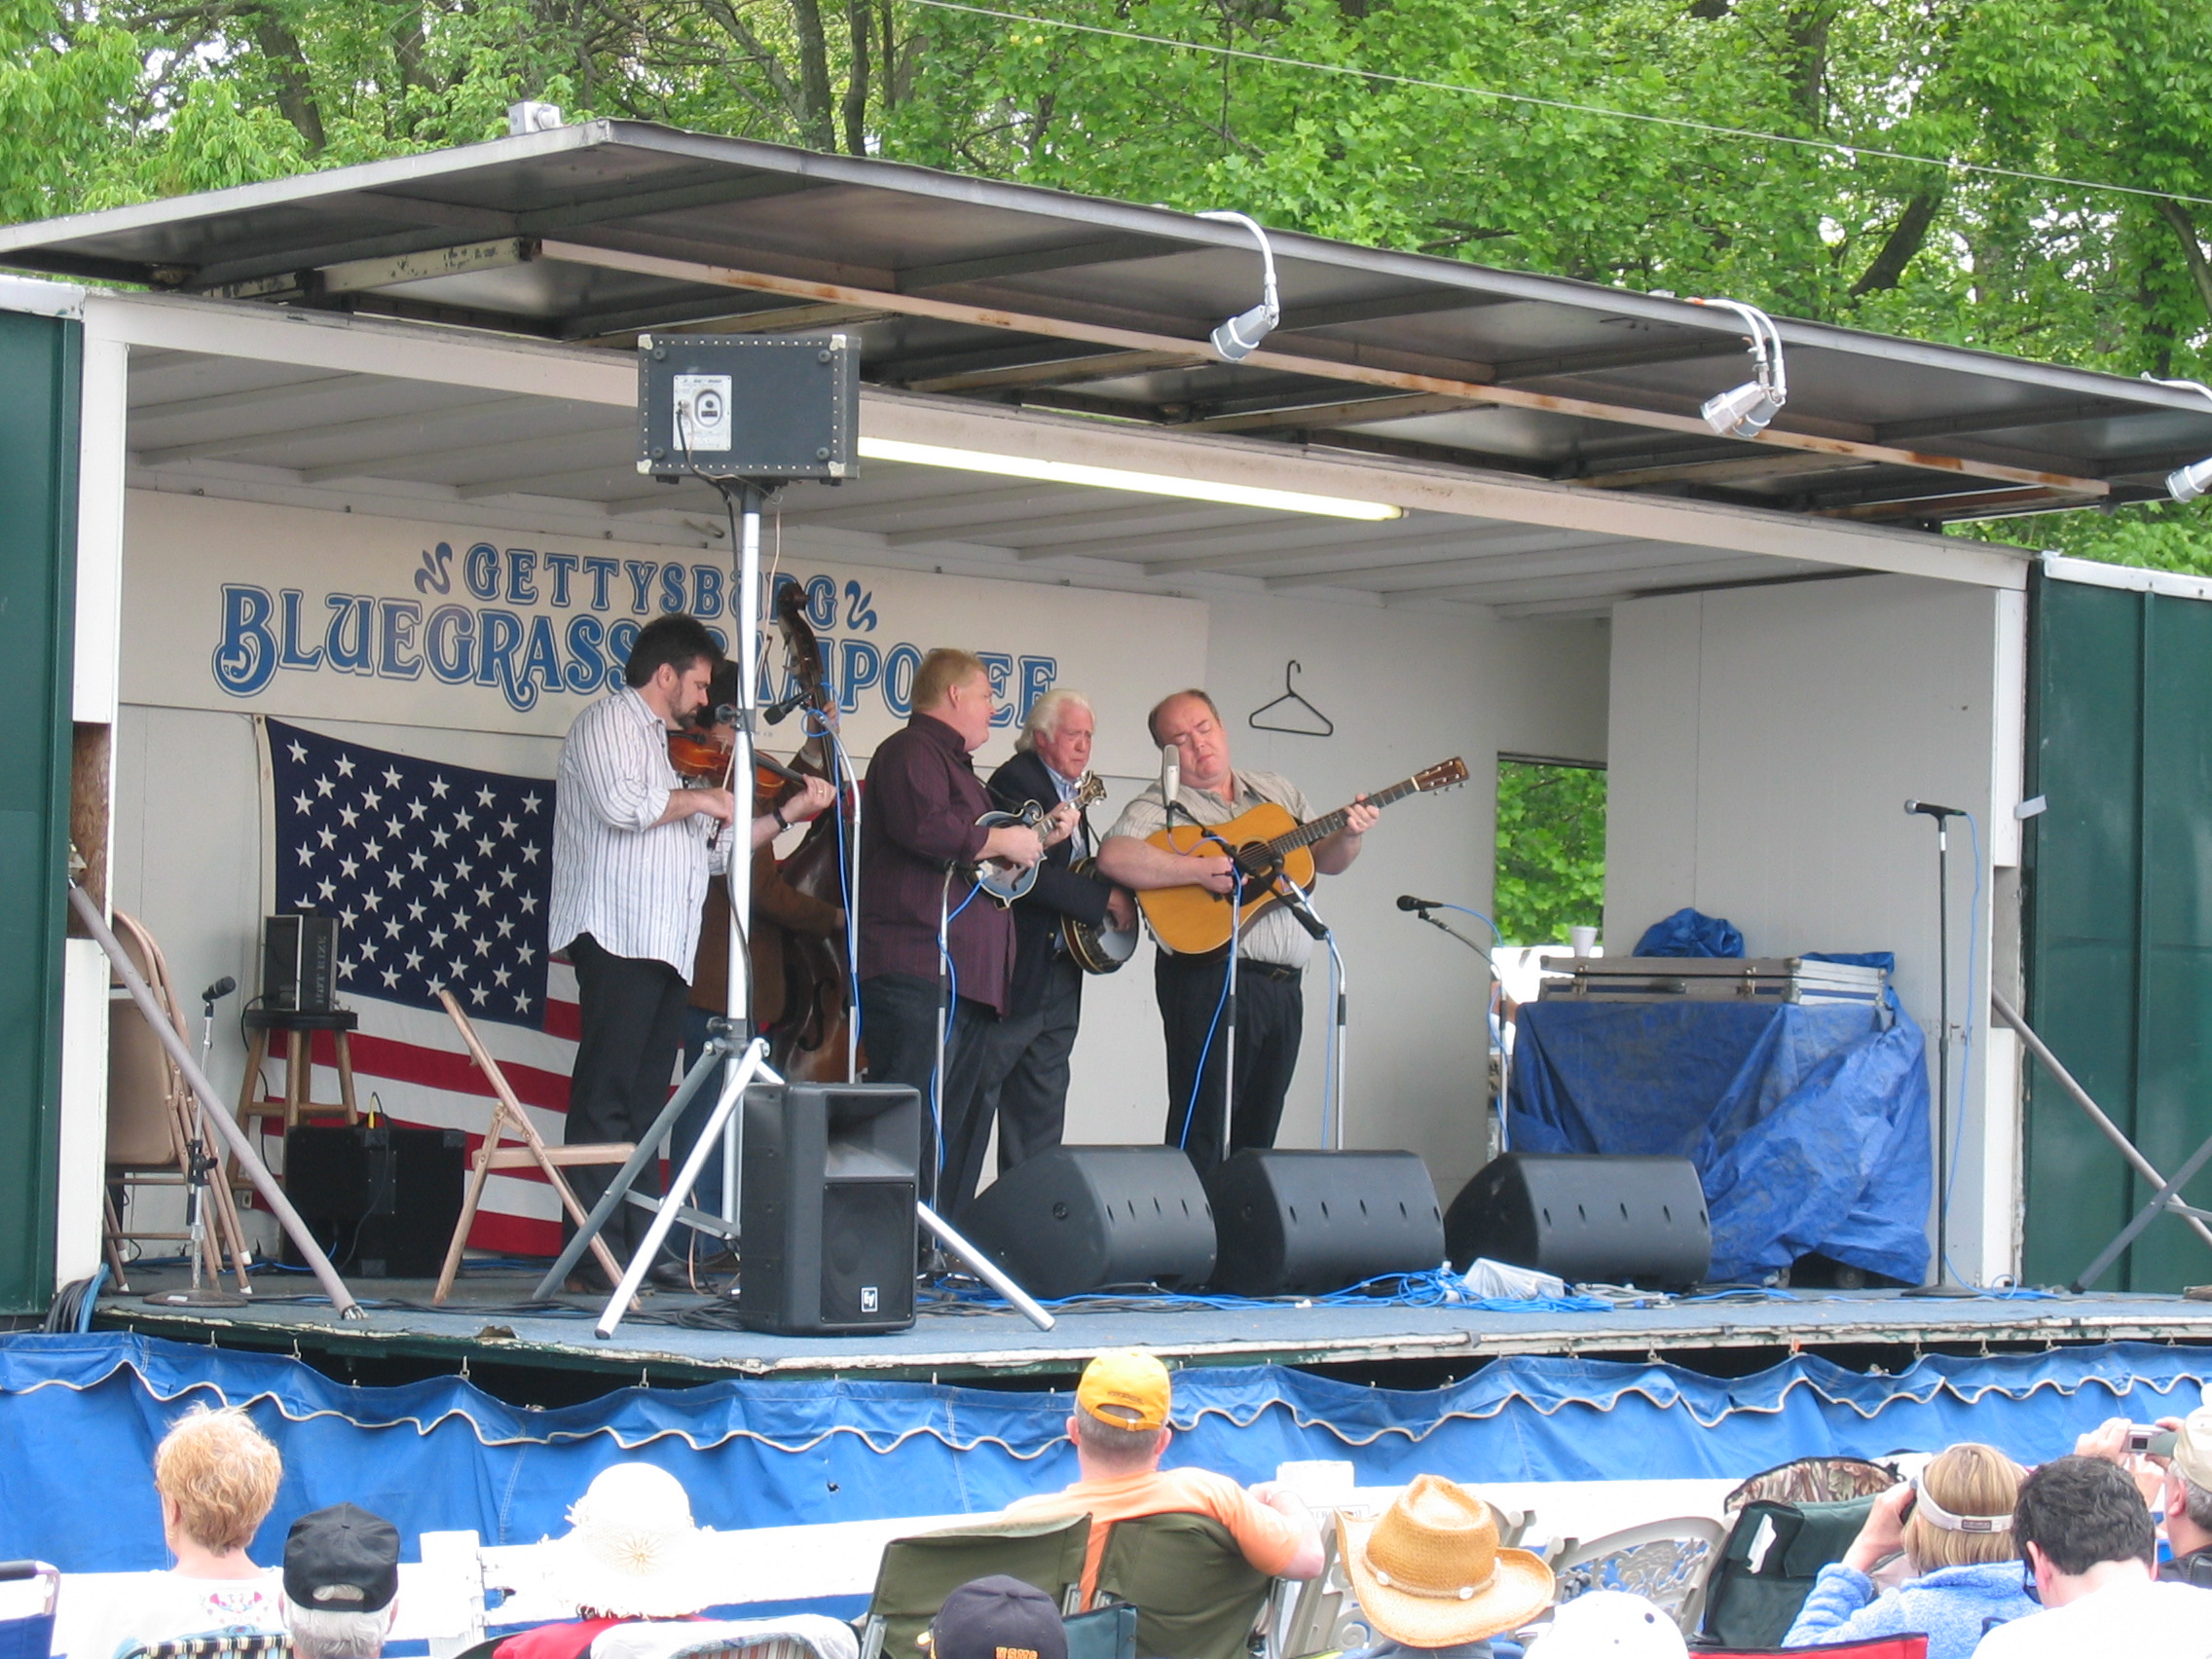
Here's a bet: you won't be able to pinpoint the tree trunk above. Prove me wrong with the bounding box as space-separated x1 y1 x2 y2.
844 0 871 154
2155 197 2212 327
788 0 839 149
247 8 326 152
1851 187 1945 295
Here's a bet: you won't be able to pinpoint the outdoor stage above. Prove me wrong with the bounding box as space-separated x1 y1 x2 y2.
96 1261 2212 1385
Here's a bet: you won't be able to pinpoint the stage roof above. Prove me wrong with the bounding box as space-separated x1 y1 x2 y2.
7 121 2209 537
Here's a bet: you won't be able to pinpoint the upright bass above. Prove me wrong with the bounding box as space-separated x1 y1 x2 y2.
760 583 862 1083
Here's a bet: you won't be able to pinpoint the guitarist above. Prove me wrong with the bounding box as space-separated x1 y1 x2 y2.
859 647 1042 1215
1098 689 1378 1170
984 688 1138 1178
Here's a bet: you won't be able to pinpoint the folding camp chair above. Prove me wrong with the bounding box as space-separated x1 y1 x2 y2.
594 1613 861 1659
1698 1493 1891 1650
857 1512 1090 1659
1551 1516 1726 1636
1092 1512 1276 1659
116 1635 292 1659
1704 1637 1927 1658
433 988 633 1304
0 1563 58 1659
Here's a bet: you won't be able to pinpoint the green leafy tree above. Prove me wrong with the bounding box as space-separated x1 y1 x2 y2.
1493 760 1606 946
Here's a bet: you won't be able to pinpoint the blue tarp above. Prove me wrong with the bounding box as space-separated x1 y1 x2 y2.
1509 998 1932 1284
2 1334 2203 1573
1633 907 1746 958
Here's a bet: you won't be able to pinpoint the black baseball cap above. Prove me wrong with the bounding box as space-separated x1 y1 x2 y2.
283 1503 402 1612
928 1576 1068 1659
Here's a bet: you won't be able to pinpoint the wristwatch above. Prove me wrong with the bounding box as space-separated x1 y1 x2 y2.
772 804 792 831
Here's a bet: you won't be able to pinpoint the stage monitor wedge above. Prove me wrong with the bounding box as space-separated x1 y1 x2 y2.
637 334 860 481
1204 1150 1445 1297
1445 1152 1711 1290
963 1146 1216 1299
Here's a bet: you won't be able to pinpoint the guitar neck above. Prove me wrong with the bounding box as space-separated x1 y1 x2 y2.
1268 776 1423 856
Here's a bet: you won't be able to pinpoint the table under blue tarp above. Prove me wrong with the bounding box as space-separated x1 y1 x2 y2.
1508 998 1933 1284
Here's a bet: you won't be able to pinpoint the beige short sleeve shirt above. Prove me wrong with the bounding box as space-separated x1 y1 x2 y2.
1106 768 1317 968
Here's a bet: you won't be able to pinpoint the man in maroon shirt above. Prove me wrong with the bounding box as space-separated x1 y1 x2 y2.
860 648 1042 1214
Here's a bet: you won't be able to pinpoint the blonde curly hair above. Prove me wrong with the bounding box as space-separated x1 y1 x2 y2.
154 1404 283 1553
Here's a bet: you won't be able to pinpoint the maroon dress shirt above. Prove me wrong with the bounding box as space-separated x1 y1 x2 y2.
858 712 1014 1015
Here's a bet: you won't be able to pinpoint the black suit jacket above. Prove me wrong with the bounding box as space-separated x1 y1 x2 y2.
988 748 1114 1018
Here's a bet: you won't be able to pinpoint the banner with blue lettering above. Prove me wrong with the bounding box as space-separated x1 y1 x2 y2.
125 492 1209 775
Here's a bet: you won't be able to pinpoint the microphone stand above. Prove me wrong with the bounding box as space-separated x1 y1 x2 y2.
1405 903 1512 1154
1903 802 1972 1298
1275 876 1345 1149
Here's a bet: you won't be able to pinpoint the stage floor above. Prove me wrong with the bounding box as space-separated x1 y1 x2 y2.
92 1261 2212 1384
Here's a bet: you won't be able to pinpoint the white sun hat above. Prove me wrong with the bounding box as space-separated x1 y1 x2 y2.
537 1463 722 1619
1529 1592 1688 1657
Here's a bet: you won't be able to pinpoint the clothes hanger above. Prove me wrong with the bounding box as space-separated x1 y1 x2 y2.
1247 659 1335 737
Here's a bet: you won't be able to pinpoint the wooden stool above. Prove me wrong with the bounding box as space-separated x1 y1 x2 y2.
239 1008 361 1141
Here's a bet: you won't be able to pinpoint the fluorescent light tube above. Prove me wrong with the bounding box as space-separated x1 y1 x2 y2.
857 435 1404 521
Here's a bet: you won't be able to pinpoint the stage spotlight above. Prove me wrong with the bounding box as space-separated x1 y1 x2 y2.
1198 209 1280 361
2142 376 2212 501
1692 296 1788 438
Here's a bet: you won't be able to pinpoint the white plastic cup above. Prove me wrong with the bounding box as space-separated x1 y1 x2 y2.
1569 925 1599 958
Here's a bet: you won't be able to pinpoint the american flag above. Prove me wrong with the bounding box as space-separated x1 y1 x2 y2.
262 718 576 1254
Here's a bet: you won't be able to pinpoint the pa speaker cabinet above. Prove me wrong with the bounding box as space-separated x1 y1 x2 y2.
280 1125 464 1278
1203 1150 1445 1296
736 1083 919 1335
637 334 860 480
1445 1153 1711 1289
964 1146 1216 1298
262 912 338 1013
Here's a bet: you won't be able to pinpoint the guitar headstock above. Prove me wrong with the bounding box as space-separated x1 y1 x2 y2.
1415 757 1470 793
1074 772 1109 810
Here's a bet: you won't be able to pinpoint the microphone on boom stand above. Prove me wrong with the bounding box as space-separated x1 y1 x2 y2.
1902 795 1973 1296
1396 895 1446 914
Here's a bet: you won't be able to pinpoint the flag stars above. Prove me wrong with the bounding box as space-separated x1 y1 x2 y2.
521 792 542 814
339 906 357 929
455 859 474 881
405 949 424 972
515 991 533 1014
384 816 402 839
287 741 308 763
407 850 427 871
387 867 405 890
455 808 474 830
296 846 315 867
493 965 512 987
428 775 450 799
314 775 335 797
498 866 518 890
473 937 493 958
381 967 401 989
382 766 401 790
338 805 359 829
518 943 536 964
519 893 538 914
474 884 494 908
476 786 497 809
362 891 382 913
430 826 450 849
407 901 426 921
498 815 519 838
316 878 338 903
407 798 427 821
362 789 382 812
293 792 313 815
495 916 515 939
476 834 496 858
470 983 490 1007
521 843 541 865
338 856 359 879
427 927 447 949
316 827 337 849
384 919 403 940
429 876 450 899
334 756 355 779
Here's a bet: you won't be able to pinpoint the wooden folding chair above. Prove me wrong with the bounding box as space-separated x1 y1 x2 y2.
432 988 635 1305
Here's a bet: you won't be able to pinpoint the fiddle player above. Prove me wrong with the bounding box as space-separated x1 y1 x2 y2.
547 615 827 1290
1096 689 1378 1171
858 647 1042 1217
668 660 840 1273
983 689 1134 1174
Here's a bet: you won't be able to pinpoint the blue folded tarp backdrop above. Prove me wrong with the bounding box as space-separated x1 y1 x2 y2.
1 1334 2200 1572
1509 996 1932 1283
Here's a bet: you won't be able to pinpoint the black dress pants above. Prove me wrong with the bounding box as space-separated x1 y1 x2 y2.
861 971 1000 1216
565 932 690 1263
1157 952 1304 1173
987 954 1084 1175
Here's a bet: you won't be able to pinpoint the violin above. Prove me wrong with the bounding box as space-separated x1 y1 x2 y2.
668 729 736 788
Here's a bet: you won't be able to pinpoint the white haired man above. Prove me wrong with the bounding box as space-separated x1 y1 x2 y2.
281 1504 401 1659
982 689 1134 1176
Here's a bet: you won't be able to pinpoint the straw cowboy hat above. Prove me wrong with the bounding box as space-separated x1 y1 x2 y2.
541 1463 721 1619
1339 1476 1554 1646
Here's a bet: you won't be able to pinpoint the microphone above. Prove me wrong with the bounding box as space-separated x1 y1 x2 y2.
201 977 237 1004
1396 895 1444 912
1904 799 1964 819
1159 744 1180 803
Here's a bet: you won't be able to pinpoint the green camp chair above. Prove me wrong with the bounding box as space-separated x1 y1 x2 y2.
1092 1512 1276 1659
858 1512 1091 1659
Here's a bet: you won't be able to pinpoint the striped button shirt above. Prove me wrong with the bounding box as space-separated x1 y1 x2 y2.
548 686 725 978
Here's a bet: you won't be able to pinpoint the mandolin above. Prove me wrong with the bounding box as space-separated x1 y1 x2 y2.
974 772 1109 906
1136 757 1469 955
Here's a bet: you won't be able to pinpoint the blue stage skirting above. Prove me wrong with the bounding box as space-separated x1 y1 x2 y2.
1509 999 1932 1284
3 1333 2204 1572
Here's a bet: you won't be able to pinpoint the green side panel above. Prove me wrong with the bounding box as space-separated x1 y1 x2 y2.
2023 571 2212 1289
0 311 78 1314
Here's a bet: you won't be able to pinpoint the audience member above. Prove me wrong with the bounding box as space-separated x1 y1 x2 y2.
1528 1591 1685 1656
1972 1455 2212 1656
281 1504 401 1659
925 1577 1067 1659
1337 1476 1555 1659
1782 1444 2034 1657
1003 1348 1323 1605
91 1405 288 1659
2082 1408 2212 1587
496 1464 719 1659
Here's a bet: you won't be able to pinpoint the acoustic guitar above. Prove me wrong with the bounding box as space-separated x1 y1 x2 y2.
1137 758 1469 955
974 772 1110 906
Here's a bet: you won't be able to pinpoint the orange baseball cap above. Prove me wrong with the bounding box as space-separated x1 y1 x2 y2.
1076 1349 1171 1431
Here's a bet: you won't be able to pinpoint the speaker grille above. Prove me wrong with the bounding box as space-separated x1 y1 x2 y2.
822 1181 915 1325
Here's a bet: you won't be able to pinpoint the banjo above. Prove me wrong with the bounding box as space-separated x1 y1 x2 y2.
1061 858 1137 975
